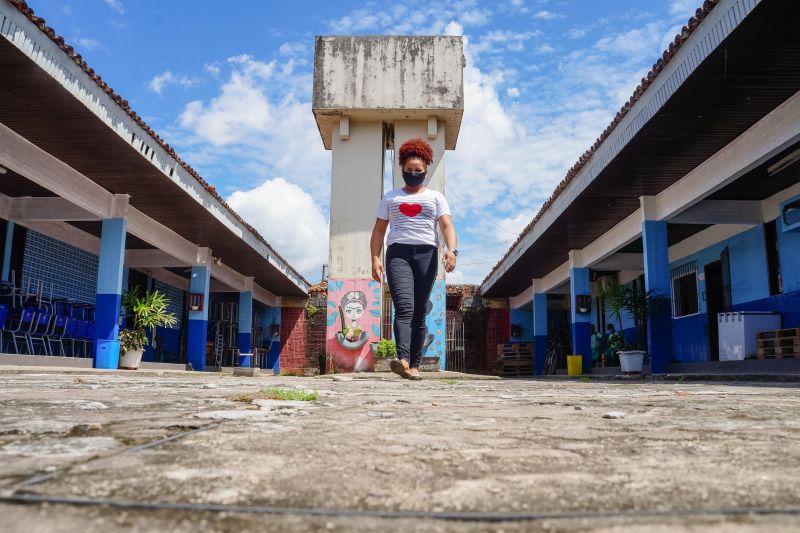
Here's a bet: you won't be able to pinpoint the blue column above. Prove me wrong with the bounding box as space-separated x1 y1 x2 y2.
642 220 672 374
92 218 127 369
533 292 548 376
2 221 13 282
570 267 592 373
187 266 210 371
237 290 253 367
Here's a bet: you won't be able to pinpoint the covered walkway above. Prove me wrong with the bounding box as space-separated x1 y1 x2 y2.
481 0 800 374
0 1 309 370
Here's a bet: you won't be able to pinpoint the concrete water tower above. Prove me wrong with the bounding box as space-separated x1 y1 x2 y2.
312 36 464 372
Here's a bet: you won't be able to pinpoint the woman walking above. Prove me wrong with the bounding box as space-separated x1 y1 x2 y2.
370 137 458 380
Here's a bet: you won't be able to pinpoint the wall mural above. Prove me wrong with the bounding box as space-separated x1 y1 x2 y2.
422 280 446 367
326 278 381 372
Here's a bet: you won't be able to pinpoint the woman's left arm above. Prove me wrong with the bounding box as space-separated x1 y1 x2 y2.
439 214 457 273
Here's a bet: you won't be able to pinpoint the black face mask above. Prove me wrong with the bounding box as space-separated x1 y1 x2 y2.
402 170 426 187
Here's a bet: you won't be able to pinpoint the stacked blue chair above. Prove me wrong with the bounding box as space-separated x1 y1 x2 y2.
8 306 37 354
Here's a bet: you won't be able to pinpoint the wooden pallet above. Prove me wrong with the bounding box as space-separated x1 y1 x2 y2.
756 347 799 359
757 327 800 340
499 366 534 377
497 343 534 356
757 337 800 348
498 358 533 367
757 328 800 358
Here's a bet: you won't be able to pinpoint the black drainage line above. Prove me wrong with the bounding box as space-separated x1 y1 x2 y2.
2 494 799 523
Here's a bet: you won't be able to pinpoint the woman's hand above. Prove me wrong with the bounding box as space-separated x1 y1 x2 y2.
371 256 385 283
443 250 457 273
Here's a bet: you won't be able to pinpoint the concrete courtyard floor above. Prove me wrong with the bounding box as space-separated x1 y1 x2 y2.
0 370 799 532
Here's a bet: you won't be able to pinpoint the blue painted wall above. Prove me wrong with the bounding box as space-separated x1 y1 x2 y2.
259 305 281 372
671 222 800 362
22 230 98 303
777 215 800 294
509 307 533 342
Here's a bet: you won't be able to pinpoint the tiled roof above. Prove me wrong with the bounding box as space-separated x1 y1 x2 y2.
481 0 721 289
446 284 480 296
308 280 328 294
7 0 310 290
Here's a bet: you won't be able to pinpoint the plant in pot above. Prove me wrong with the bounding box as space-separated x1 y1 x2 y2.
598 278 667 374
369 338 397 371
119 287 177 370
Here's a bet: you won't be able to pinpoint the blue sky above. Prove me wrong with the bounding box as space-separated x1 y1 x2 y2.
29 0 701 285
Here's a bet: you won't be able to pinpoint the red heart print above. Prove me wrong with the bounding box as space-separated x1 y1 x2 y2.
399 203 422 217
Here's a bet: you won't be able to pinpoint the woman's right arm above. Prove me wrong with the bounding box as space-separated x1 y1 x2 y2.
370 218 389 282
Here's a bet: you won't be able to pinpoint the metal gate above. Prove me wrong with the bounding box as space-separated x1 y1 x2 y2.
445 319 465 373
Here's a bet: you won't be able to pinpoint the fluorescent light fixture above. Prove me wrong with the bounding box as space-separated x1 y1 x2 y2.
767 147 800 176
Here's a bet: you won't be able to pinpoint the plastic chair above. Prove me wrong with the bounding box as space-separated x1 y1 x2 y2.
9 306 37 354
0 303 8 353
46 314 69 356
27 307 52 355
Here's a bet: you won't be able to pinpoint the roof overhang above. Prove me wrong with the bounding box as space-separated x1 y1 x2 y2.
481 0 800 297
0 0 309 297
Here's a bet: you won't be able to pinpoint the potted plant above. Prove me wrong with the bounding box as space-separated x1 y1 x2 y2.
119 287 177 369
598 279 666 374
369 339 397 371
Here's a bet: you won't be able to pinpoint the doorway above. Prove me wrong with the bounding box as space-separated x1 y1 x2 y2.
704 260 724 361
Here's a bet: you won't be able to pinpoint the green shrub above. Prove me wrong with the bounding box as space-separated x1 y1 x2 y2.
374 339 397 359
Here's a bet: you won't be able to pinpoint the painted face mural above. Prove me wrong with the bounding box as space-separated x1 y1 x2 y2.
341 291 367 324
326 280 381 373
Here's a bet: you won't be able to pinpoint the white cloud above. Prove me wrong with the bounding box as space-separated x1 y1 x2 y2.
471 30 542 55
328 2 491 35
458 9 492 27
534 10 563 20
103 0 124 14
536 42 555 54
148 70 197 94
566 27 588 39
669 0 699 18
506 87 520 98
179 68 272 145
493 211 533 244
171 54 330 205
227 178 328 278
76 37 100 51
595 22 663 57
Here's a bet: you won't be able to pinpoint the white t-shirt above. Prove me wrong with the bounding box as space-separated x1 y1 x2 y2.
376 188 451 247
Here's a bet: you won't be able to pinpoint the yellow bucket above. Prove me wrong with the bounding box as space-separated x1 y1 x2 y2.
567 355 583 376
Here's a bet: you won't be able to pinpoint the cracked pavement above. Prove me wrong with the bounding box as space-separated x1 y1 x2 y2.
0 370 799 532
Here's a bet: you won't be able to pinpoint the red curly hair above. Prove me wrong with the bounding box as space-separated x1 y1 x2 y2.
398 137 434 167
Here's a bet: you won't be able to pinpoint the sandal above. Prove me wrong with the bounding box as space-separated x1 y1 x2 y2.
390 358 413 379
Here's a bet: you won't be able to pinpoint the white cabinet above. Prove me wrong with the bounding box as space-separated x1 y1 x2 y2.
717 312 781 361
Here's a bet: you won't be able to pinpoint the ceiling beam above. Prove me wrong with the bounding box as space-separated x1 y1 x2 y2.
4 196 99 221
592 253 644 271
124 249 189 268
669 200 763 224
149 268 189 291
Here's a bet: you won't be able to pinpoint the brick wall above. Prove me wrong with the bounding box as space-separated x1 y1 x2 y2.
306 292 327 374
280 302 326 376
485 307 510 375
280 307 308 375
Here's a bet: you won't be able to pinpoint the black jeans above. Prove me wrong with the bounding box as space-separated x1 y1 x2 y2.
385 243 438 369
